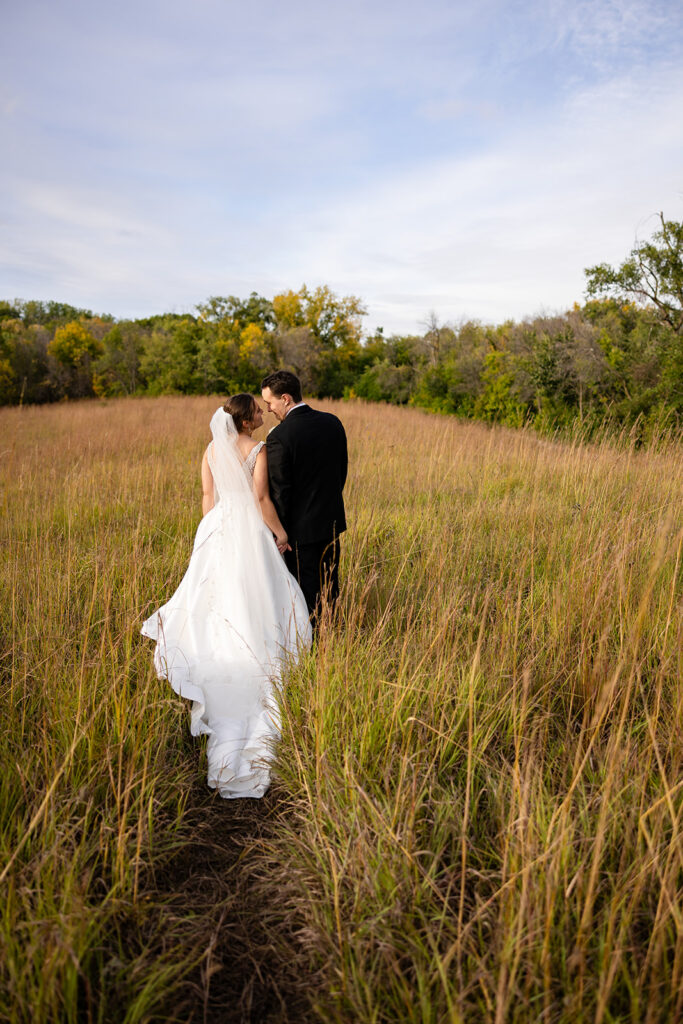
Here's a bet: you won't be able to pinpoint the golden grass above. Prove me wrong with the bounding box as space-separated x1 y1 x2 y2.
1 395 682 1022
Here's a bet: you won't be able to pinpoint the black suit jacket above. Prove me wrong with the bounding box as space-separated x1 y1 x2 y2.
265 405 347 545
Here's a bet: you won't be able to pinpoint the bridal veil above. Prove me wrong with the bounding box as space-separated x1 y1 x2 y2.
142 407 311 798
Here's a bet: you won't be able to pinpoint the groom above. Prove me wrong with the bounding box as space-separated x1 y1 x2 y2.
261 370 348 623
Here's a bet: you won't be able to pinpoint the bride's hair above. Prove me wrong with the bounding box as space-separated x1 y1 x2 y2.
223 393 256 433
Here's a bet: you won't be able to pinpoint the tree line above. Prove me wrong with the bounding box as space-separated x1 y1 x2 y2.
2 216 681 437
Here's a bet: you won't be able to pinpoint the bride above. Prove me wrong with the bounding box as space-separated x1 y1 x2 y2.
141 394 312 798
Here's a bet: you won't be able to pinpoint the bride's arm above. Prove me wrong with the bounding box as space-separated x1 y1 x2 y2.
201 448 214 515
253 448 290 553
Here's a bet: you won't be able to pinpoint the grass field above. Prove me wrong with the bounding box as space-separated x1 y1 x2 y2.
1 395 682 1023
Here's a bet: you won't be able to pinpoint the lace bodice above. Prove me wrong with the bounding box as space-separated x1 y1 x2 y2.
244 441 264 477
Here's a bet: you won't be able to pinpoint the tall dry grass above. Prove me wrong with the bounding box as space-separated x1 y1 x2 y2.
1 395 682 1022
1 397 223 1022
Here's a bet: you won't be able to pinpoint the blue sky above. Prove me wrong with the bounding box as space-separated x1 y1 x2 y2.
2 0 682 335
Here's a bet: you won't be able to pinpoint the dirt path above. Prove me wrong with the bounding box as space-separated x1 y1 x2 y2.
152 783 318 1024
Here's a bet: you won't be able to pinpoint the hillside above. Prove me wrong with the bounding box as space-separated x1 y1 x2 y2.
1 396 681 1022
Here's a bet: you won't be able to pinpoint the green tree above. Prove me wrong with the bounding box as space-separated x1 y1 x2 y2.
585 214 683 335
197 293 274 332
139 316 203 394
14 299 111 330
0 301 20 321
0 318 53 404
473 349 528 426
93 322 147 396
195 322 240 394
355 360 416 404
660 329 683 415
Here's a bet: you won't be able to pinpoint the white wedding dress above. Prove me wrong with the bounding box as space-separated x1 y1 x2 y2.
141 408 311 798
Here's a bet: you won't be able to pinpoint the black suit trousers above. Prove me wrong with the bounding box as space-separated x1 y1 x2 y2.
285 537 340 622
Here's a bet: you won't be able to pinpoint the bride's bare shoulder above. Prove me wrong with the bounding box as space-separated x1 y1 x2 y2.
237 437 261 459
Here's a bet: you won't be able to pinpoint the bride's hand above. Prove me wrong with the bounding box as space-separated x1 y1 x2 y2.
275 530 290 554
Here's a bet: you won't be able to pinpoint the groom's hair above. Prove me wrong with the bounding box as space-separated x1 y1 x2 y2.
261 370 302 404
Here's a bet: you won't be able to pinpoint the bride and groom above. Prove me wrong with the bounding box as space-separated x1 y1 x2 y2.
141 371 347 799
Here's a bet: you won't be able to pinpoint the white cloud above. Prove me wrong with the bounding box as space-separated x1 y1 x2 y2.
272 63 683 333
1 0 682 332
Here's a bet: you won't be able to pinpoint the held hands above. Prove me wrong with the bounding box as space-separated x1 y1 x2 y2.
274 530 291 555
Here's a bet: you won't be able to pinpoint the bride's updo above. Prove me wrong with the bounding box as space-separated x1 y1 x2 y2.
224 393 255 434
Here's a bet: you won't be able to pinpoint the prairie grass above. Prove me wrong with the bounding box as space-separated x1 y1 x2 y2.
1 395 681 1022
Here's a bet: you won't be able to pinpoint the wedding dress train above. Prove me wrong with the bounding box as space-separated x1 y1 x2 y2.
141 408 311 798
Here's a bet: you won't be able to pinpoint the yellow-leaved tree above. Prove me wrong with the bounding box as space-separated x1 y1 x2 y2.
48 321 102 368
237 322 276 390
272 285 367 397
47 321 103 398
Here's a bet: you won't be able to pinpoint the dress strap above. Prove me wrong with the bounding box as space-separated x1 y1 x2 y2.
245 441 265 476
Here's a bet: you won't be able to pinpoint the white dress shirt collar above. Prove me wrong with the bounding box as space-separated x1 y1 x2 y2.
285 401 308 416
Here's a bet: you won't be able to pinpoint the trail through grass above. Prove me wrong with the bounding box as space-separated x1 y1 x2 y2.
1 396 681 1022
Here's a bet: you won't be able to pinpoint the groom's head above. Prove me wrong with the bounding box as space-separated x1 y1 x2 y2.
261 370 303 422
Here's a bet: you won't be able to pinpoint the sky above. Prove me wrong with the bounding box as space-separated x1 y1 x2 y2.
1 0 682 336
